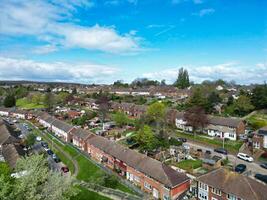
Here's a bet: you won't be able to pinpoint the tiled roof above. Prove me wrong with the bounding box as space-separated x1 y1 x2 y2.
71 128 93 140
52 119 73 133
198 168 267 200
87 135 189 188
207 115 243 128
2 144 25 169
0 120 19 145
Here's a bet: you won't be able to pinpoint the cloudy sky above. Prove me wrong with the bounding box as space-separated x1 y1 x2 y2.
0 0 266 84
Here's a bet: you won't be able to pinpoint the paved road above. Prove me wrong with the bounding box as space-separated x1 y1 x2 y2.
185 141 267 176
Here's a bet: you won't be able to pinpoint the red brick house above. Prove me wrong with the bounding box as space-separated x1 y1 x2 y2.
86 135 190 200
71 128 94 151
197 168 267 200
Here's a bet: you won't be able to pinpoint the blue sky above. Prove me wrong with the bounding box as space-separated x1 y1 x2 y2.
0 0 266 84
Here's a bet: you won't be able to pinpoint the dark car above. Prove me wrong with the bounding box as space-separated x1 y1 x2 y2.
255 174 267 184
177 138 187 143
235 164 246 173
41 142 48 148
47 150 54 156
260 163 267 169
197 149 202 152
205 150 212 154
214 148 228 155
54 157 61 163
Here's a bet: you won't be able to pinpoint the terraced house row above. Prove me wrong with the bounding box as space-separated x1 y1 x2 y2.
35 112 191 200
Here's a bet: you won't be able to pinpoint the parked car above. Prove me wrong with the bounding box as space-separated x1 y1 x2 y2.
260 163 267 169
214 148 228 155
61 166 69 173
36 136 42 142
237 153 254 162
41 142 48 148
47 150 54 155
205 150 212 155
177 138 187 143
197 149 202 152
255 174 267 184
52 154 57 159
54 157 61 163
235 164 247 173
44 147 50 151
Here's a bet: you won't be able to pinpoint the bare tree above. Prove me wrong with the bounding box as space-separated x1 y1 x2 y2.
184 106 208 138
96 94 110 130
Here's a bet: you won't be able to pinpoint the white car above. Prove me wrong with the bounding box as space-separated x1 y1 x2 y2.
43 147 50 151
237 153 254 162
36 136 42 142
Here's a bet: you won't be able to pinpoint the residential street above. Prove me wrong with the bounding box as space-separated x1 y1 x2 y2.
185 141 267 177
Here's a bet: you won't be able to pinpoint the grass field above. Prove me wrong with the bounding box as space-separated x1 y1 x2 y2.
16 98 46 109
176 131 243 153
176 159 203 171
245 111 267 130
72 186 111 200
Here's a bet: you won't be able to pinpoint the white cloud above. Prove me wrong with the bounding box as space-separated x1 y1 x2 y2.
0 57 119 83
193 8 215 17
142 63 267 84
0 0 141 53
32 45 58 54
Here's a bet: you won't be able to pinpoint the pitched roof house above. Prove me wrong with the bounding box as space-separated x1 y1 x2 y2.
252 126 267 149
2 144 25 169
197 168 267 200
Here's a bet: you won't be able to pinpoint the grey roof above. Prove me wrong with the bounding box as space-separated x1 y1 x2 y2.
198 168 267 200
2 144 25 169
0 120 19 145
52 119 74 133
258 126 267 135
72 128 93 140
207 115 243 128
87 135 189 188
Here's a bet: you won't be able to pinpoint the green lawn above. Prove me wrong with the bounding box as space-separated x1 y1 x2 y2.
176 131 243 153
176 159 203 171
16 98 46 109
246 112 267 130
72 186 111 200
44 130 136 194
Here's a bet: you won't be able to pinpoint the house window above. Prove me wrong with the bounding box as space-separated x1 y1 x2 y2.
134 175 140 183
144 182 152 190
229 133 235 138
198 191 207 200
163 194 170 200
211 187 221 196
227 194 237 200
199 182 208 191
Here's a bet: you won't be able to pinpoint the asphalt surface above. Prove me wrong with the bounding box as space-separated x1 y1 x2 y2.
185 141 267 177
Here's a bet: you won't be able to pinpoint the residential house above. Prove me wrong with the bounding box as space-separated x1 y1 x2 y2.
37 112 55 129
0 120 20 148
197 168 267 200
175 113 245 140
51 119 75 142
2 143 25 169
86 135 190 200
71 128 94 151
252 126 267 149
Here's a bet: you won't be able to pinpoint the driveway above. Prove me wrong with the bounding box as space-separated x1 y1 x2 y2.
184 141 267 177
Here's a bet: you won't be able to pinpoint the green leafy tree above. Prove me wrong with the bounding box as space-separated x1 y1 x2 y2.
251 84 267 109
4 95 16 107
135 125 156 151
96 94 110 130
174 67 190 89
112 112 129 127
188 88 207 108
146 102 166 135
233 95 255 116
11 154 76 200
44 92 55 111
25 133 36 147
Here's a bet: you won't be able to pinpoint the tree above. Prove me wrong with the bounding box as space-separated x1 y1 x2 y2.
44 92 55 111
11 154 76 200
184 106 208 138
174 67 190 89
187 88 207 108
4 95 16 107
206 91 222 113
96 94 110 130
135 125 156 151
146 102 166 135
25 133 36 147
251 84 267 110
112 112 129 127
233 95 255 116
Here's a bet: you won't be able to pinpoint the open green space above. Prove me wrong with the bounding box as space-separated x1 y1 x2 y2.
176 131 243 153
16 98 46 109
245 111 267 130
176 159 203 171
72 186 111 200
